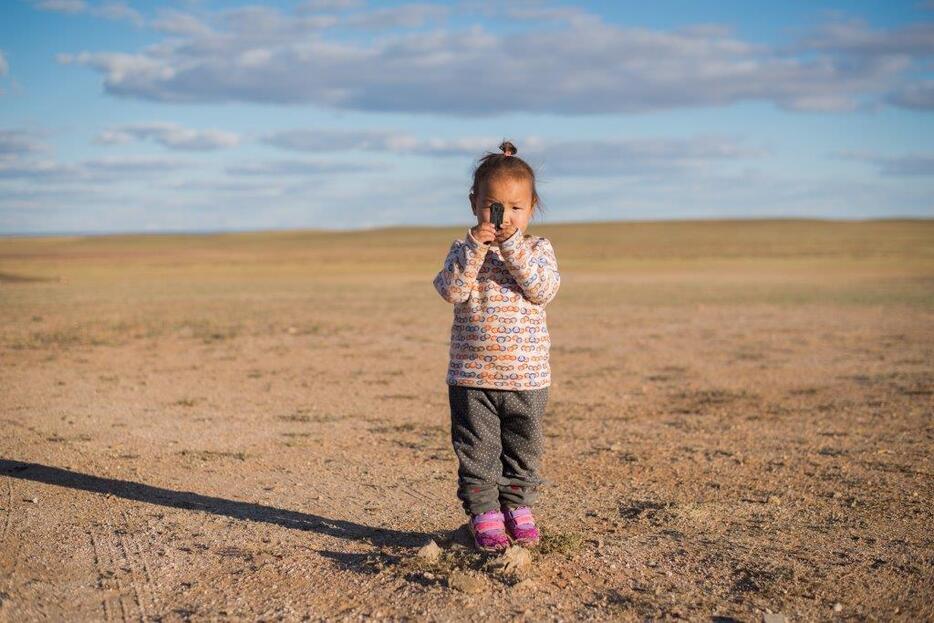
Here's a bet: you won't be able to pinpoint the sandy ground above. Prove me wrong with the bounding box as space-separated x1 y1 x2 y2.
1 220 932 622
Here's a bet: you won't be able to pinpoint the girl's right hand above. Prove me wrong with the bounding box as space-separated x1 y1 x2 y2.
470 222 496 245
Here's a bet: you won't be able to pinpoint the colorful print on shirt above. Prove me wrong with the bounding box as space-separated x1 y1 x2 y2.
433 228 560 390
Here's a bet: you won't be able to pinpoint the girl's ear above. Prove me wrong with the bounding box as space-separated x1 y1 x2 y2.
469 192 477 214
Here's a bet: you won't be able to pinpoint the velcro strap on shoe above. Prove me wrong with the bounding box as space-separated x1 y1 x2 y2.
474 521 505 533
509 508 535 527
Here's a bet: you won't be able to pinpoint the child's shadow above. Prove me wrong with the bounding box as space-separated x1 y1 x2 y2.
0 459 431 549
318 525 474 575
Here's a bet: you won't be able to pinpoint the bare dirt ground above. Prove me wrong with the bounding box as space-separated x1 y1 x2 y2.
1 219 932 622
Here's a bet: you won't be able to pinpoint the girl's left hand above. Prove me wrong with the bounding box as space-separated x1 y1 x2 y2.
495 222 518 244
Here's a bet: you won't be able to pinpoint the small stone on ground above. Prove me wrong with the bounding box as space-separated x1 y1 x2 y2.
447 571 485 594
416 540 442 563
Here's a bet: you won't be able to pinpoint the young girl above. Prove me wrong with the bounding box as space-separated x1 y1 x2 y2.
433 140 560 552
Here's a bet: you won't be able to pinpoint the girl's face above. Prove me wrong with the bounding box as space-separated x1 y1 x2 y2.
470 175 535 235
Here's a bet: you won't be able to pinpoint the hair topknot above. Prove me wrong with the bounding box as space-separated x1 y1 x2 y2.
470 139 541 211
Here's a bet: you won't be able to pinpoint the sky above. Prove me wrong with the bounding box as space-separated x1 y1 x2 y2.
0 0 932 234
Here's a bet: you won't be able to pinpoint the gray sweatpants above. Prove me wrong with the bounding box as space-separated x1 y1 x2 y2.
448 384 549 516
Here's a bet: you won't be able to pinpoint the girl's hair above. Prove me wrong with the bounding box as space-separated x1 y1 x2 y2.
470 140 542 212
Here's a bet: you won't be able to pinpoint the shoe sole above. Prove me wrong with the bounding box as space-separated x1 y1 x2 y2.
504 517 540 547
467 522 510 552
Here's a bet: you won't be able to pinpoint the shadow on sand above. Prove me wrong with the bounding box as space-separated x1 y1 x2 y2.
0 459 433 549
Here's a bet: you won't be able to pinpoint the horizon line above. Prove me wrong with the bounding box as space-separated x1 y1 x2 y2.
1 215 931 240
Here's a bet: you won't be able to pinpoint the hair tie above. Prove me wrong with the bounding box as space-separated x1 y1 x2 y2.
499 141 517 157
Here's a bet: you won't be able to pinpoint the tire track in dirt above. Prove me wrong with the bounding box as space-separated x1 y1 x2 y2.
0 477 50 621
0 478 12 545
0 479 23 606
89 508 160 622
0 480 13 544
119 508 161 621
89 527 119 622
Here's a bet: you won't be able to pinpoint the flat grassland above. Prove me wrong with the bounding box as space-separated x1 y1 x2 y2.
1 219 932 621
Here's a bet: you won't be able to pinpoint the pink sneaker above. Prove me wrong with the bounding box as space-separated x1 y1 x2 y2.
502 506 540 547
468 509 510 552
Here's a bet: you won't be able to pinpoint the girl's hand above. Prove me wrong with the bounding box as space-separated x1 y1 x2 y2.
494 222 518 244
470 222 496 245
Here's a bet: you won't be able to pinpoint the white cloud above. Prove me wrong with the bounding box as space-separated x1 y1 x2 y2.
0 159 76 180
6 162 931 234
52 4 933 114
801 18 934 56
263 129 399 151
0 130 47 157
262 128 496 156
57 52 177 97
81 155 188 173
2 128 930 233
524 137 764 177
94 1 143 26
343 4 448 29
300 0 364 11
151 9 212 36
262 129 762 176
34 0 87 13
780 95 861 113
500 5 589 24
96 122 240 150
165 178 283 194
225 159 388 176
32 0 143 26
887 80 934 110
837 150 934 176
216 5 337 37
0 152 190 181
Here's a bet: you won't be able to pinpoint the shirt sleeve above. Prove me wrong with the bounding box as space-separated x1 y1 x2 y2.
432 229 490 304
498 231 561 306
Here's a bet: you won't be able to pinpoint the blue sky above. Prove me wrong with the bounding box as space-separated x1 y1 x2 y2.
0 0 932 234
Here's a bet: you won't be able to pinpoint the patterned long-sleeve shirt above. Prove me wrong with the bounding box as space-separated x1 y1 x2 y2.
433 228 560 390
